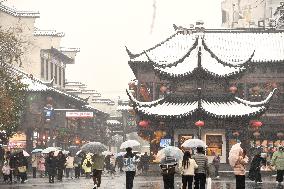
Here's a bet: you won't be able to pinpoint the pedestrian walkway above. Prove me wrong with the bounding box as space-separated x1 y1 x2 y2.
1 174 284 189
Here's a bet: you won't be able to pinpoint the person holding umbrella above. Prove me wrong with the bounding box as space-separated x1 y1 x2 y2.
46 151 57 183
82 153 93 179
56 151 66 181
92 153 104 189
192 147 209 189
160 155 178 189
124 147 136 189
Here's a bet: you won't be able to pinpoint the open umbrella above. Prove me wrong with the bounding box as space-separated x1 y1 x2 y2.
181 139 207 148
120 140 140 149
81 142 107 154
68 146 80 156
76 150 82 156
156 146 184 162
228 143 243 167
31 149 43 153
23 150 30 157
102 150 113 156
116 152 126 157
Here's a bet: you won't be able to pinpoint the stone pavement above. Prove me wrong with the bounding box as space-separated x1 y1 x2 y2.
0 173 284 189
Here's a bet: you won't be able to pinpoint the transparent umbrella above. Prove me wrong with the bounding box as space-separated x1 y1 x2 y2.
120 140 140 149
228 143 243 167
181 139 207 148
156 146 184 162
81 142 107 154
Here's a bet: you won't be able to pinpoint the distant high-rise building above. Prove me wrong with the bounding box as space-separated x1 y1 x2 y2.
221 0 284 29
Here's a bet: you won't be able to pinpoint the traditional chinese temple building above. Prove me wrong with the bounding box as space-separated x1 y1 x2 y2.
126 24 284 163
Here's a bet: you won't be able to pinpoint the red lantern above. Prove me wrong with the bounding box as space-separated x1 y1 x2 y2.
229 86 237 93
250 120 262 128
195 120 205 127
139 120 149 128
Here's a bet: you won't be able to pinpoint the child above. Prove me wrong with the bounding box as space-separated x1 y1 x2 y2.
2 161 11 183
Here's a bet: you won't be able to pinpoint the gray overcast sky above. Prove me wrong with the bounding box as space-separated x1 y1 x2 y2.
6 0 222 99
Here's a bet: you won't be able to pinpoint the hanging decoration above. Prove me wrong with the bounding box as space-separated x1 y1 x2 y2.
195 120 205 127
229 86 237 94
138 120 149 128
250 120 262 128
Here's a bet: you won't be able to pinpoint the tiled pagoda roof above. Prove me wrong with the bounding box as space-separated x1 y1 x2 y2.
127 89 277 120
0 3 40 18
127 28 284 79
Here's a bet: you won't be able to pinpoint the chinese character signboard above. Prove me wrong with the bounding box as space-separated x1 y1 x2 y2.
160 138 171 148
66 112 94 118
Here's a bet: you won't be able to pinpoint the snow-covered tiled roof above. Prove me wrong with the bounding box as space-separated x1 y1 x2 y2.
60 47 80 52
34 29 65 37
117 105 133 111
83 105 108 115
127 88 276 119
127 29 284 79
0 4 40 18
106 120 122 125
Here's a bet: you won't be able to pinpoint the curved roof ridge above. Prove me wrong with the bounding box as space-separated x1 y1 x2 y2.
235 88 277 106
126 89 165 107
144 37 198 68
126 32 179 59
202 39 255 67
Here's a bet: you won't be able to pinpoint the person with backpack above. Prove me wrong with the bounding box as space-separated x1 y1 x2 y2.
82 153 93 179
124 147 136 189
248 150 266 184
92 153 104 189
160 155 178 189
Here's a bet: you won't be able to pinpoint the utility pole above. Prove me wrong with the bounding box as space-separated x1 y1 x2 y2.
264 0 267 29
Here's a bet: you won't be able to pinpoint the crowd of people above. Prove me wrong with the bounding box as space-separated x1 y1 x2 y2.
0 145 150 189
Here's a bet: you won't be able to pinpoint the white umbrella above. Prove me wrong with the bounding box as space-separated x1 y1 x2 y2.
62 150 69 155
116 152 126 157
23 150 30 157
102 150 113 156
228 143 243 167
53 150 61 156
120 140 140 149
81 142 107 154
181 139 207 148
76 150 82 156
156 146 184 162
31 149 43 153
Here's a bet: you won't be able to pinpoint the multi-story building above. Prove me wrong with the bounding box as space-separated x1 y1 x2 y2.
0 3 109 151
222 0 284 29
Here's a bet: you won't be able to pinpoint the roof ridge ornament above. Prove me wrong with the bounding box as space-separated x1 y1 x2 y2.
125 46 140 59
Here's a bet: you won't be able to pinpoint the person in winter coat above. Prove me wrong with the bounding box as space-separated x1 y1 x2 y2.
2 161 11 183
193 147 209 189
46 152 57 183
234 149 248 189
17 152 28 183
179 151 198 189
272 146 284 185
115 155 124 172
82 153 93 178
56 151 66 181
65 153 74 179
92 154 105 189
31 154 38 178
104 155 111 172
124 147 136 189
212 152 220 179
74 155 82 179
160 155 177 189
4 151 13 183
248 151 266 184
37 154 45 178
